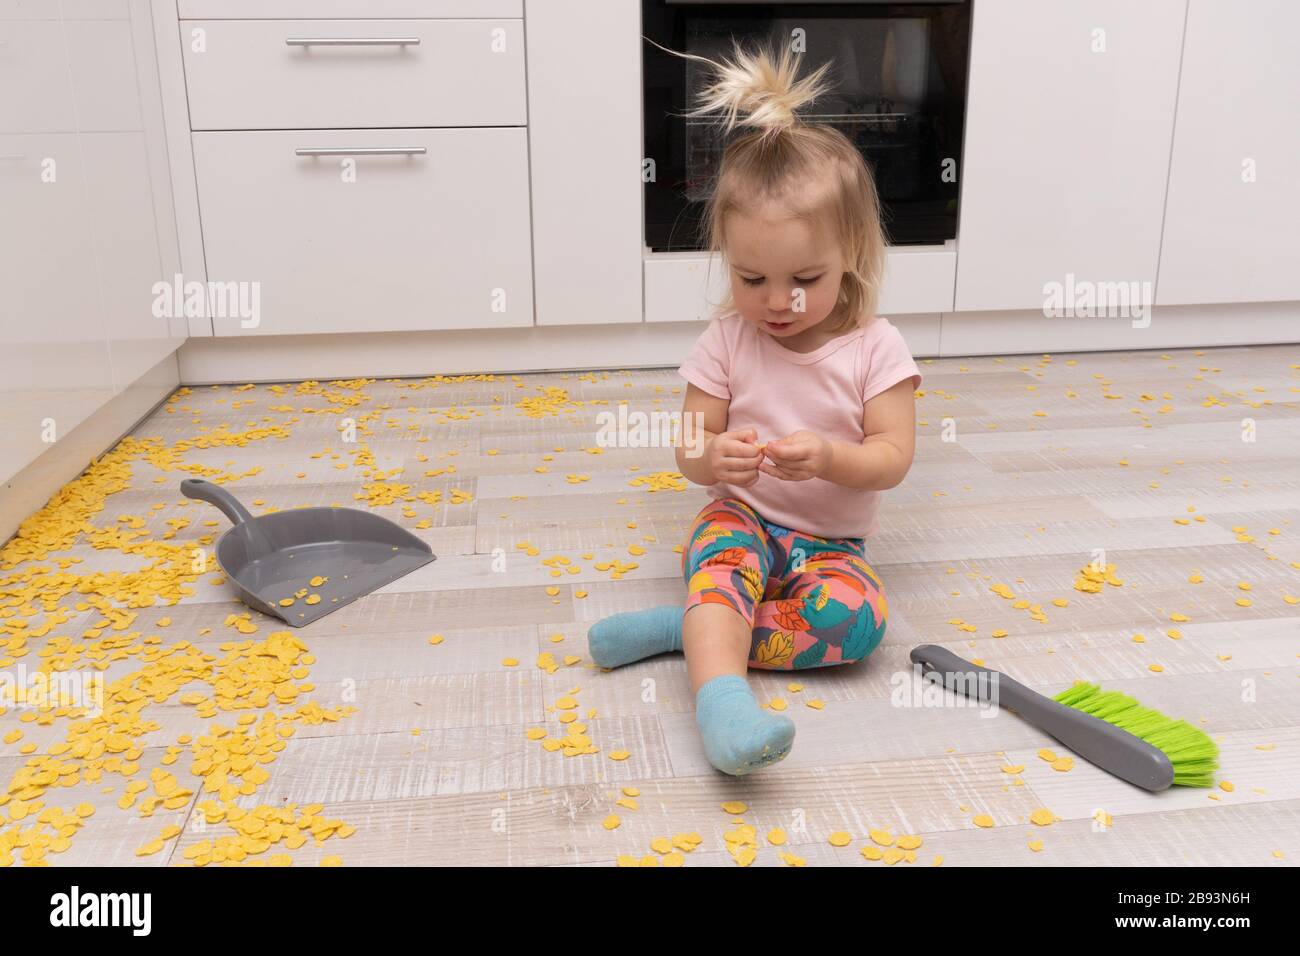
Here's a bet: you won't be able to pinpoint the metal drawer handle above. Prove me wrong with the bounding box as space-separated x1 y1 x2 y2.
285 37 420 46
295 147 427 156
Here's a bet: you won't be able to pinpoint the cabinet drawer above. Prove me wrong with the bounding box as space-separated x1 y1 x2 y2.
178 1 522 17
192 128 533 336
182 19 526 130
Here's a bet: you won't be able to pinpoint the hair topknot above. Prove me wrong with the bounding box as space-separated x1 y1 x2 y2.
648 37 833 144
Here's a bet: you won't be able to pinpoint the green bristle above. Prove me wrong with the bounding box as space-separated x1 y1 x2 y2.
1052 682 1219 787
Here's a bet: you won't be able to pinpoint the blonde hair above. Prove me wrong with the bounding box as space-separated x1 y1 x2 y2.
653 38 889 333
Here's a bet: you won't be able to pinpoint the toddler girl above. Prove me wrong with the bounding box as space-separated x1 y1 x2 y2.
589 41 921 776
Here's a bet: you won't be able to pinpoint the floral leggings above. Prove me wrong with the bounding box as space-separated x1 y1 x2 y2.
681 498 888 670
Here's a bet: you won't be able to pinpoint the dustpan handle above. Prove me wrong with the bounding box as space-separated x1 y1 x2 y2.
180 478 256 527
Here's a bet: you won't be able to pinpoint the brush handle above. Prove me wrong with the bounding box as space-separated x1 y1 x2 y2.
909 645 1174 792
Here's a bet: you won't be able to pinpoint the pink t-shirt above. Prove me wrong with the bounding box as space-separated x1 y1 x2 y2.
677 312 922 539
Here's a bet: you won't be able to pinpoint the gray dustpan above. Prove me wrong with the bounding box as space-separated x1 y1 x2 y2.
181 478 436 627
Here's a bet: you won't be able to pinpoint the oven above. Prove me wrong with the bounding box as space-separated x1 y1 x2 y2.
642 0 971 251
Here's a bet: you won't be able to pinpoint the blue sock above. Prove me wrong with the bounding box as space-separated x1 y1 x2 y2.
587 605 683 668
695 674 795 776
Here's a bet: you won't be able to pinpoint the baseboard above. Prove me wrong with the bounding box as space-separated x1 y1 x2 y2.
176 303 1298 385
177 315 950 384
938 300 1300 356
0 353 180 547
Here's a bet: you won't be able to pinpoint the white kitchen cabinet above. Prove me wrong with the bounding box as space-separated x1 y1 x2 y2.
181 19 526 131
0 131 115 480
526 0 642 326
191 127 533 336
0 0 183 490
953 0 1185 313
92 8 189 387
1156 0 1300 305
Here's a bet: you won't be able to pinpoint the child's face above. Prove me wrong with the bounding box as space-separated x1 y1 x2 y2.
724 205 846 341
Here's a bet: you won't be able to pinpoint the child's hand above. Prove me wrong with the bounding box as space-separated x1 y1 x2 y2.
758 430 831 481
709 427 764 487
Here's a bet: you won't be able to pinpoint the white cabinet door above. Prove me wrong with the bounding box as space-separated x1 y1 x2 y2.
192 127 533 336
1157 0 1300 305
0 133 115 484
954 0 1185 313
526 0 642 325
0 0 184 488
71 10 189 388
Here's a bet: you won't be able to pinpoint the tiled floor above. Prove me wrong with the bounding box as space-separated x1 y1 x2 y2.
2 346 1298 866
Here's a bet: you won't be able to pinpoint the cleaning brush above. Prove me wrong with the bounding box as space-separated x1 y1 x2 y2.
910 645 1220 792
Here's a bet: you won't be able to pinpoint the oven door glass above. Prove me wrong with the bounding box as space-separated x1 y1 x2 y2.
643 2 970 251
